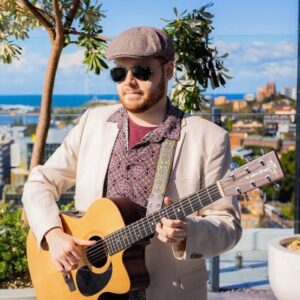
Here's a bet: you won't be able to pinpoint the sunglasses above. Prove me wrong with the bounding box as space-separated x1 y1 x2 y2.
110 65 152 83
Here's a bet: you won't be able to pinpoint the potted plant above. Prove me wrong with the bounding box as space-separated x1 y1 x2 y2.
268 234 300 300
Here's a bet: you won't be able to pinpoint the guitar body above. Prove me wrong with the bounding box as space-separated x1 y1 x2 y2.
27 198 150 300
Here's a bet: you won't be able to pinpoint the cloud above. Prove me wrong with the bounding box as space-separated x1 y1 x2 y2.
58 49 85 71
2 46 47 72
243 40 296 63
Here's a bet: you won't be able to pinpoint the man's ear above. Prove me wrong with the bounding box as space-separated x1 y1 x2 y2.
165 61 174 80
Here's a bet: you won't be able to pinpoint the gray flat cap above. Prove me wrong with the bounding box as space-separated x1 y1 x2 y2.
106 26 174 61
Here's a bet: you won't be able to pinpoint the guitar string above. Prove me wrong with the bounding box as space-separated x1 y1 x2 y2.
86 189 220 264
85 184 219 257
85 185 221 261
86 185 221 262
86 166 268 262
88 162 264 255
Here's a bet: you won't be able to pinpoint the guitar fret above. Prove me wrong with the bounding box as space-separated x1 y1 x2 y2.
107 184 222 256
206 187 213 203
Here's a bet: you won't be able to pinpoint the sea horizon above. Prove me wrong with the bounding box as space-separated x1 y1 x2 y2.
0 93 249 108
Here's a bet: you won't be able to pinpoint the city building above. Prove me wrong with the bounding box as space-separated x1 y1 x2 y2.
229 132 246 148
0 139 13 194
242 135 281 151
232 100 247 112
232 120 263 133
26 126 73 167
280 86 297 100
256 82 276 102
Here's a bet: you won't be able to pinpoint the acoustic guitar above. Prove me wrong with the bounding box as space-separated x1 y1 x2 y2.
27 151 284 299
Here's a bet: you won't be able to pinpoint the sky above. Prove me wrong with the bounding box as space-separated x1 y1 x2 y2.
0 0 298 95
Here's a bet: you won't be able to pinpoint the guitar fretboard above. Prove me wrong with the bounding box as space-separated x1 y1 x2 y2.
104 183 221 255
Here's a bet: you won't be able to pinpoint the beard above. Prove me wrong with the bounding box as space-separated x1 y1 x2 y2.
119 74 166 114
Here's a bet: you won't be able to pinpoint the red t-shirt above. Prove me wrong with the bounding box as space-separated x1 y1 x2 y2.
128 117 158 150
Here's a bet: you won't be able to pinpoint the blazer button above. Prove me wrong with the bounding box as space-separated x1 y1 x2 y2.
191 253 203 259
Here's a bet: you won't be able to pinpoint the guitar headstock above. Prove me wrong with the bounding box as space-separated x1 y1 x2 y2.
218 151 284 197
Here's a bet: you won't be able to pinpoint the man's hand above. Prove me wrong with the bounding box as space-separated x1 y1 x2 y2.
155 197 187 246
45 227 95 272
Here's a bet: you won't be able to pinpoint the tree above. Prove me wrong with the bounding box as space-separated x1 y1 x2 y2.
0 0 108 170
164 4 231 112
1 1 230 169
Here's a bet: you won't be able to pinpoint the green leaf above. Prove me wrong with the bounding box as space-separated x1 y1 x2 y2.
173 7 178 17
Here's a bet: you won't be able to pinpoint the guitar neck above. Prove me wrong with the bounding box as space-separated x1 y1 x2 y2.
105 183 221 255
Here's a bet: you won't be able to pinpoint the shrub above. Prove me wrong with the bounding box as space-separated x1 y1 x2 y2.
0 202 29 282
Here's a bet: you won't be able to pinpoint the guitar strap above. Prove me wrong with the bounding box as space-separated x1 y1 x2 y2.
146 138 177 215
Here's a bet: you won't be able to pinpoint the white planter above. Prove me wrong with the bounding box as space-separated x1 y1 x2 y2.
0 288 35 300
268 234 300 300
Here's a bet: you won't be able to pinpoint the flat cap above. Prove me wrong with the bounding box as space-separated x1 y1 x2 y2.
106 26 174 61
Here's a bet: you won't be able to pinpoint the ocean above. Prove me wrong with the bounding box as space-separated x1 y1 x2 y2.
0 93 246 125
0 93 245 108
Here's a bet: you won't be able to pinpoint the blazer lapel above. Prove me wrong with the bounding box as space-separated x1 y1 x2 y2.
96 121 120 197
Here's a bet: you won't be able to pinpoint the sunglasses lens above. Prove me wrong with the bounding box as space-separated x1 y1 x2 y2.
110 68 127 82
132 66 152 81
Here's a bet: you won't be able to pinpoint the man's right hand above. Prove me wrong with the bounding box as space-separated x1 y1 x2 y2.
45 227 95 272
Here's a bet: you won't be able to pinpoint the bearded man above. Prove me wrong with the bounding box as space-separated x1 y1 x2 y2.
22 27 241 300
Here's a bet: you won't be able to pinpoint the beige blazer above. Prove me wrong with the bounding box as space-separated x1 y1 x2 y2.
22 104 242 300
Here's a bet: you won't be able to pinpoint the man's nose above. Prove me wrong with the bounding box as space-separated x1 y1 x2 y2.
123 69 136 85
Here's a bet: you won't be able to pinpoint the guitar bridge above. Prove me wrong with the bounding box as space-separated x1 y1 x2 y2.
63 272 76 292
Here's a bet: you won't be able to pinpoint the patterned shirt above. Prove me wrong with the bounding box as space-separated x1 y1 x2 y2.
104 101 183 214
103 101 183 300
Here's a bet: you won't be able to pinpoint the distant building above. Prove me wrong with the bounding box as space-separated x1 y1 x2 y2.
232 120 263 133
242 135 281 151
0 139 13 194
232 100 247 112
26 126 73 167
214 96 229 106
256 82 276 102
229 132 246 148
280 86 296 100
231 147 254 159
244 93 255 102
263 112 295 136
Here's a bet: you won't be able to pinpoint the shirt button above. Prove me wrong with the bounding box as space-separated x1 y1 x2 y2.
172 281 178 287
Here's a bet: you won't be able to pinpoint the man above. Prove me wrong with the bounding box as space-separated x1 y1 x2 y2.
22 27 242 300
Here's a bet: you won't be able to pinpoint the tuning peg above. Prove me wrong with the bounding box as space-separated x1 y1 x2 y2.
273 182 280 191
251 181 256 187
260 149 265 155
244 193 250 201
245 167 251 174
236 187 242 194
260 159 265 166
265 175 271 182
230 162 239 171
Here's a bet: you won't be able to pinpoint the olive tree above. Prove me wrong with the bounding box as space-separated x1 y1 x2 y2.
0 0 108 170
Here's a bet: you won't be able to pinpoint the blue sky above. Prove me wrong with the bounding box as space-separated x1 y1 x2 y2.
0 0 298 95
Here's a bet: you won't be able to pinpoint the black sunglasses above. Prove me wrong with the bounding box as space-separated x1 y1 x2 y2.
110 65 152 83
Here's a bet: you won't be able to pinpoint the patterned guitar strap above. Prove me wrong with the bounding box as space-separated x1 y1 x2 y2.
146 138 177 215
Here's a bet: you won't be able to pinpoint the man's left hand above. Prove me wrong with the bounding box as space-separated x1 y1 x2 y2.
155 197 187 245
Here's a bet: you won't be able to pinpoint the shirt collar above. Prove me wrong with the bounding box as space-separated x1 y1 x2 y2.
107 99 183 142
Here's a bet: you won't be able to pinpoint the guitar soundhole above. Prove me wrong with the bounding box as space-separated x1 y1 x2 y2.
86 236 108 268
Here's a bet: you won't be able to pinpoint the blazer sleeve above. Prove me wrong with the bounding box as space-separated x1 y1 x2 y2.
173 131 242 260
21 109 90 247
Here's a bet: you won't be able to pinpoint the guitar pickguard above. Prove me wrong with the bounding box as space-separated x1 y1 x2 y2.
76 263 113 296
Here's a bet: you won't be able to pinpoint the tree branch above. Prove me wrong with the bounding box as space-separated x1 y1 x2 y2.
64 0 80 30
67 29 111 41
18 0 55 40
52 0 64 46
